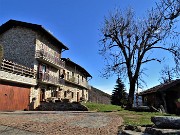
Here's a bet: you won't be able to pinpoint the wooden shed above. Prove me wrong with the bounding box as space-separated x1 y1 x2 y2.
138 79 180 114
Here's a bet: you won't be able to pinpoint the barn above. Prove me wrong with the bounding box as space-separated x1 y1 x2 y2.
138 79 180 114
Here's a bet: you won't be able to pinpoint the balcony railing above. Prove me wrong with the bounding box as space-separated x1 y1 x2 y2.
0 59 36 78
64 74 89 89
38 72 64 85
35 49 65 69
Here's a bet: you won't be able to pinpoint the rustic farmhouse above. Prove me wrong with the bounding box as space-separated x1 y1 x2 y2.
138 79 180 114
0 20 92 111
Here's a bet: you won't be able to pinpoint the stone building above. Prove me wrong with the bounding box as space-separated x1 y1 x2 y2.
0 20 91 111
60 58 91 102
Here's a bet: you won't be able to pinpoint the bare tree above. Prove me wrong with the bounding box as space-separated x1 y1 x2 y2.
159 65 178 83
99 0 180 109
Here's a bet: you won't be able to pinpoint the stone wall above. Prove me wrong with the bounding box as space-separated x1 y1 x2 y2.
0 44 3 65
30 87 40 109
88 86 111 104
0 27 36 68
59 83 88 102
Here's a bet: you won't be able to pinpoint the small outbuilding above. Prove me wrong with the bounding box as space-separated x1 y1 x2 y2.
138 79 180 114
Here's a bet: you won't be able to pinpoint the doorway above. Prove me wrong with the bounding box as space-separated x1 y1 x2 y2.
40 89 45 101
77 92 79 102
166 91 177 114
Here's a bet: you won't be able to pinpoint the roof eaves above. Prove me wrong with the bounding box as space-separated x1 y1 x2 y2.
62 58 92 77
138 79 180 96
0 19 69 50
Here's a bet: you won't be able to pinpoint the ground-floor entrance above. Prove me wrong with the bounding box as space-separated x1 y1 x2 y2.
0 83 30 111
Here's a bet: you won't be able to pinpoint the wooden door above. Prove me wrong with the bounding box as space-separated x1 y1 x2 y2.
0 83 30 111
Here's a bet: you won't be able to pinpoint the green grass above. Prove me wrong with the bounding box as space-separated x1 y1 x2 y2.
118 110 171 126
82 102 173 126
82 102 122 112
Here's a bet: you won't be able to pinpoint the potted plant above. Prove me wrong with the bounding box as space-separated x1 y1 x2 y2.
175 98 180 108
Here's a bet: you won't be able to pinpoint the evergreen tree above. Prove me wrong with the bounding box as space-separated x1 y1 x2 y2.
111 77 127 106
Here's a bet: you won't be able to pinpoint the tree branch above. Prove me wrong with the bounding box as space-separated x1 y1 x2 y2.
109 44 119 49
142 58 161 64
113 62 126 68
148 46 177 54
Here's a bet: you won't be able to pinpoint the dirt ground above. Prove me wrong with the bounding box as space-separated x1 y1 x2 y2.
0 111 123 135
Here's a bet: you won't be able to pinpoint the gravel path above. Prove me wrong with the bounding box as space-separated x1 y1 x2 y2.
0 111 123 135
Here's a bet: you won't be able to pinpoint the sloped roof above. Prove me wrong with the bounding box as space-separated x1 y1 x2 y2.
62 58 92 78
0 19 69 50
138 79 180 96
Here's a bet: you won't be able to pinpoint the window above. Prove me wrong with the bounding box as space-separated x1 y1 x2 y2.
38 64 48 79
42 65 46 73
82 76 84 82
64 91 67 98
51 89 57 97
72 92 74 98
39 64 47 73
77 75 79 84
63 70 66 74
61 70 65 79
72 72 74 77
67 72 70 80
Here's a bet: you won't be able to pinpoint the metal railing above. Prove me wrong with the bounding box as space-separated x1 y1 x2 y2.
35 49 65 68
38 72 65 85
64 74 88 88
0 59 36 78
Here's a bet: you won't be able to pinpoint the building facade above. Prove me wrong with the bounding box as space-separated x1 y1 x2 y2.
0 20 91 111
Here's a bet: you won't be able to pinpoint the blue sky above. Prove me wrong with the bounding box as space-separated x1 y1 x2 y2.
0 0 179 94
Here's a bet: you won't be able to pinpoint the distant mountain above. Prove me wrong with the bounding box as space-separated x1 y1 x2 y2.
88 86 111 104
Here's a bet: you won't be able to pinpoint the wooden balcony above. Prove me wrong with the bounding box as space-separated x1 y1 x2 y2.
0 59 37 85
64 74 89 89
35 49 65 69
38 72 65 86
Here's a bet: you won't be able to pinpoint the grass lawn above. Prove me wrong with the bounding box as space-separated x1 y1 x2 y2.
82 102 171 126
82 102 122 112
117 110 171 126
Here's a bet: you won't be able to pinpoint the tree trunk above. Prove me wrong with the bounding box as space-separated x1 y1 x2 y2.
126 80 136 109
